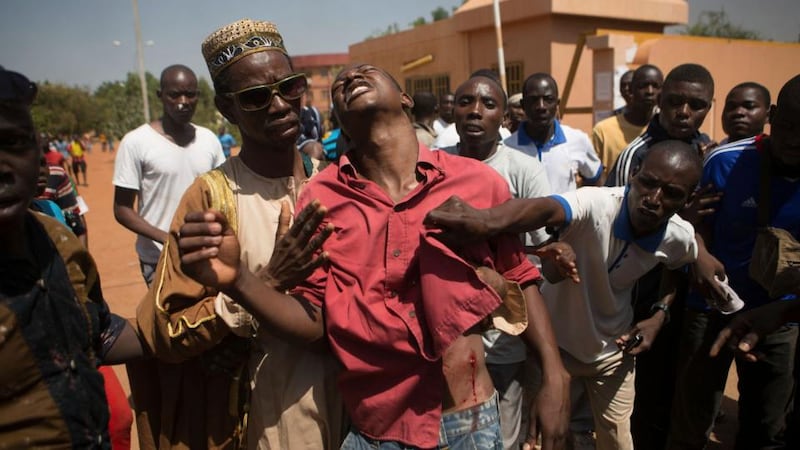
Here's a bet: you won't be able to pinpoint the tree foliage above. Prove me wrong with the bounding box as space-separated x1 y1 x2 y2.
431 7 450 21
31 72 223 141
31 83 98 136
682 9 761 40
369 4 454 38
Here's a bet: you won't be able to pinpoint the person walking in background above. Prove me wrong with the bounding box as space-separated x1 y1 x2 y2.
69 134 88 186
217 125 237 158
112 64 224 286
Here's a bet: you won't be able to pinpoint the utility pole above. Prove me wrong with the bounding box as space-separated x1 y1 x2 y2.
492 0 507 92
132 0 150 123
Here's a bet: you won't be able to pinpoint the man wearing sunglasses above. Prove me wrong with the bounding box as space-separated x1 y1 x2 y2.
130 19 344 450
112 64 225 287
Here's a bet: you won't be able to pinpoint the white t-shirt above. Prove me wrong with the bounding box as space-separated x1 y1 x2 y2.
433 117 450 135
113 123 225 264
543 186 697 363
433 123 511 150
505 122 602 194
440 142 552 364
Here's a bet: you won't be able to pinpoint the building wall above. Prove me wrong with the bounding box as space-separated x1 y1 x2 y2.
292 54 349 121
346 0 800 143
350 20 467 92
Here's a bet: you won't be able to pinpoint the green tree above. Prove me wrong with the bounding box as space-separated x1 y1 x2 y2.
32 82 100 136
682 9 761 40
411 17 427 28
431 7 449 21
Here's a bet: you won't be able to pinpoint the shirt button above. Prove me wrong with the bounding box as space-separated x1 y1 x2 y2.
388 290 397 298
408 310 416 318
392 249 401 257
69 359 77 371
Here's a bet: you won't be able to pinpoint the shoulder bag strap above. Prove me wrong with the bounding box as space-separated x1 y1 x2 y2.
757 148 771 228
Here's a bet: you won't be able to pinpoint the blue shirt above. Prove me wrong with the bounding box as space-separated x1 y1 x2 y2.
218 133 237 158
687 135 800 310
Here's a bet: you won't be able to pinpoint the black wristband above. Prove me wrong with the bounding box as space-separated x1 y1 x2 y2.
650 302 670 324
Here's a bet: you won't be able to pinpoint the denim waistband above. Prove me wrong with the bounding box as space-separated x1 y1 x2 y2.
438 391 500 445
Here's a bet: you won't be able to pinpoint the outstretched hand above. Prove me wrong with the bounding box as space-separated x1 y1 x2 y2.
680 184 722 226
256 200 334 292
179 209 242 289
710 301 796 362
534 241 580 284
424 196 492 248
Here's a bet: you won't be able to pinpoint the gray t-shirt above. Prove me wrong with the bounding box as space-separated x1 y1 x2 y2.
439 143 552 364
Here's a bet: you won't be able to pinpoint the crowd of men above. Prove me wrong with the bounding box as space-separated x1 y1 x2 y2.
1 15 799 450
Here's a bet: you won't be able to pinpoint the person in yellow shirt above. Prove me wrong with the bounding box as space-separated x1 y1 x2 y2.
68 135 87 185
592 65 662 181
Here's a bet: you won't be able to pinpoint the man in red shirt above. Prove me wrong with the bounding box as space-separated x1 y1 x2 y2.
178 63 569 450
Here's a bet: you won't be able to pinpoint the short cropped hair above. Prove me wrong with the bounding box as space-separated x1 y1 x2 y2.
160 64 196 90
664 63 714 96
467 69 508 108
729 81 771 106
411 91 438 117
522 72 558 98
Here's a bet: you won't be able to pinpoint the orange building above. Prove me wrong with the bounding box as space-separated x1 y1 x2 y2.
348 0 800 142
292 53 349 122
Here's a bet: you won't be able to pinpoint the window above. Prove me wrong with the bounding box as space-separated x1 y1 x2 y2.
490 61 524 95
404 74 450 96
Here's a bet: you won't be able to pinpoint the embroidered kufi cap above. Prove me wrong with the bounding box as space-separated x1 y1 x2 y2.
202 19 287 79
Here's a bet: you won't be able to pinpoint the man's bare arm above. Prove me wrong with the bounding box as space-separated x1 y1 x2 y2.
113 186 169 244
519 283 569 450
425 196 567 241
711 299 800 362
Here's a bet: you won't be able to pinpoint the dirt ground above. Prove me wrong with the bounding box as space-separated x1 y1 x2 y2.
78 144 739 449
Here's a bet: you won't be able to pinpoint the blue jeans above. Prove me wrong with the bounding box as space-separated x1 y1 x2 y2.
340 392 502 449
139 260 156 287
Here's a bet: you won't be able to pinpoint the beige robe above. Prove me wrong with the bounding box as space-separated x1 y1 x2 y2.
135 156 344 450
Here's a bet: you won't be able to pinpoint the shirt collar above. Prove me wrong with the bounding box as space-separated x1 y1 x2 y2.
612 185 668 253
518 119 567 152
338 143 440 184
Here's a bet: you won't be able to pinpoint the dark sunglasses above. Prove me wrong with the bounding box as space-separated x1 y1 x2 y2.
0 68 37 104
224 74 308 111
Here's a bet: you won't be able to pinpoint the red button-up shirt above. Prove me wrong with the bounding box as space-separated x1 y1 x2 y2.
294 146 540 447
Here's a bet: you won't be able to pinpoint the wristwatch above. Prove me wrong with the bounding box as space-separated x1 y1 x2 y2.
650 302 670 324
